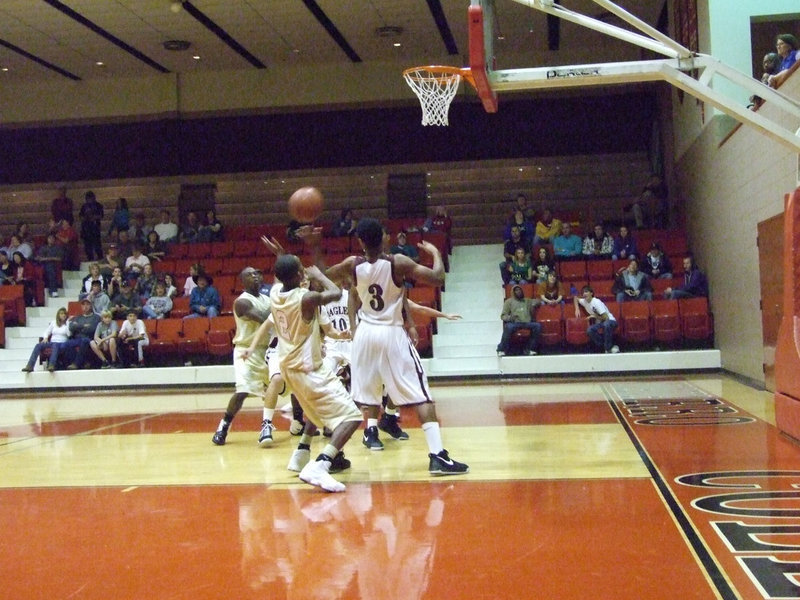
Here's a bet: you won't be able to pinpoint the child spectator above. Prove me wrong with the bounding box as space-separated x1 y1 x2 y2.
118 310 149 367
90 310 119 368
86 279 111 316
183 263 204 297
143 282 174 319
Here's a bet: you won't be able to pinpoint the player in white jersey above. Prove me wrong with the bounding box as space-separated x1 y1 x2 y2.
247 254 362 492
211 266 285 447
325 218 468 476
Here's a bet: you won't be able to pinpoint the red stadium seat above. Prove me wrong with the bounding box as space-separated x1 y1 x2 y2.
619 301 652 345
536 303 564 349
146 318 183 361
558 261 587 282
650 278 673 299
565 317 590 349
180 317 209 359
586 259 613 281
170 296 191 319
679 297 714 345
651 300 681 346
210 315 236 336
207 329 233 360
591 280 615 302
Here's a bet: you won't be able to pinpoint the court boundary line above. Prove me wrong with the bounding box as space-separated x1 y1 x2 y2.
602 383 738 600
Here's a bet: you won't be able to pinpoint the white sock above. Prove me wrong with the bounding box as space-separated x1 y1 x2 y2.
262 408 274 421
367 418 378 429
422 421 443 455
384 406 398 417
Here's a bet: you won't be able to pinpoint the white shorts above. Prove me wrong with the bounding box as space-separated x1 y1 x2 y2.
323 339 351 374
233 345 269 396
282 363 362 431
266 347 291 398
351 322 432 407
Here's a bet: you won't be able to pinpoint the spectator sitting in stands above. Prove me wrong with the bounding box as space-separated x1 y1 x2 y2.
21 307 71 372
497 283 541 356
108 197 130 237
12 251 36 306
128 212 151 245
2 234 33 260
110 279 142 319
423 205 452 234
98 243 123 278
500 226 526 285
574 285 619 354
81 262 107 295
142 281 173 319
180 211 200 243
107 266 124 300
768 34 799 89
665 256 709 300
504 209 534 249
582 224 614 260
185 272 220 319
552 222 583 261
538 271 565 305
533 208 562 246
183 263 204 297
644 242 673 279
390 231 419 262
154 209 179 243
136 263 157 301
35 233 65 298
0 251 13 283
118 310 149 368
198 208 223 242
85 279 110 316
332 208 356 237
613 258 653 303
90 310 118 368
162 273 178 299
612 225 638 261
15 222 32 245
124 244 150 277
532 246 555 283
144 230 166 263
513 193 536 221
63 297 100 369
507 247 534 284
115 229 135 266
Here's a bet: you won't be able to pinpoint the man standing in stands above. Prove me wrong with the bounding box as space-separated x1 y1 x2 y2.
665 256 708 300
79 191 104 261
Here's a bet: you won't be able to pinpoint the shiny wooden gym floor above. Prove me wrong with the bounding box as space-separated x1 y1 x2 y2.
2 374 798 600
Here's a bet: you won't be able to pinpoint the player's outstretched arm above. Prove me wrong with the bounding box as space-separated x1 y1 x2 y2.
408 299 462 321
301 266 341 321
395 241 444 287
260 235 285 257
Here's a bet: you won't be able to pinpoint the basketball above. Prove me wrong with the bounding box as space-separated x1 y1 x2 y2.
288 186 324 222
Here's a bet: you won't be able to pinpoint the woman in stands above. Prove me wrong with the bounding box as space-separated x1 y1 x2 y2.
21 307 70 373
162 273 178 299
11 251 36 306
532 246 555 283
507 247 533 284
198 209 224 242
538 271 565 305
144 230 166 262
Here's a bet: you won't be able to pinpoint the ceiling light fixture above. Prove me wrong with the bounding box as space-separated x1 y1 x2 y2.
376 25 403 38
163 39 191 51
169 1 183 14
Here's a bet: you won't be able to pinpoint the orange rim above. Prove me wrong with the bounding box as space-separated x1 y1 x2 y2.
403 65 475 90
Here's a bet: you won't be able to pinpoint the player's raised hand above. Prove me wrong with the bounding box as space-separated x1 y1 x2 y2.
417 240 439 256
296 225 323 245
260 235 285 256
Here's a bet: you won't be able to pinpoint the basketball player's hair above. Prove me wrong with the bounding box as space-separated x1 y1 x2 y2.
582 285 593 295
274 254 299 283
356 218 384 250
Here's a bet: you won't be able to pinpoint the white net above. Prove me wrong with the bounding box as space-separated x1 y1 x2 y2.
403 67 463 126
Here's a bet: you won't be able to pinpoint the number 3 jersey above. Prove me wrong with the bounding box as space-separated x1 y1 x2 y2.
353 256 404 326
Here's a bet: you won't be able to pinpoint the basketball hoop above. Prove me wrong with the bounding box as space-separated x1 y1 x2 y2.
403 66 475 126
